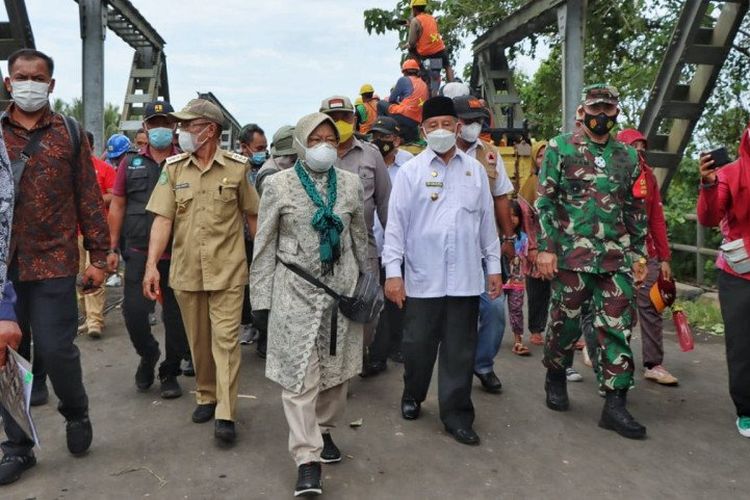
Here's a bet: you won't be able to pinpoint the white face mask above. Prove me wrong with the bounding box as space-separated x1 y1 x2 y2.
11 80 50 113
459 122 482 144
424 128 457 154
297 138 337 173
178 127 208 154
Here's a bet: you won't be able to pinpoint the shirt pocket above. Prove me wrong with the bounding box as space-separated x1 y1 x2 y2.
213 185 238 219
175 190 194 218
562 161 594 201
458 184 481 213
358 167 375 200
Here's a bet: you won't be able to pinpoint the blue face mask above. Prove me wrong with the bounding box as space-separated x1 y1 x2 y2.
251 151 268 166
148 127 173 149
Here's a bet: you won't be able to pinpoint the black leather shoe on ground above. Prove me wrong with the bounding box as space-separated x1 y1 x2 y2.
545 369 570 411
159 376 182 399
66 417 93 456
445 426 481 446
401 397 421 420
599 389 647 439
0 454 36 485
294 462 322 497
475 371 503 393
30 379 49 407
360 361 387 378
320 433 342 463
192 403 217 423
214 419 236 445
135 349 160 391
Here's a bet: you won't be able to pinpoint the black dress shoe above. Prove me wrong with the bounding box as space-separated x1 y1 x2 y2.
294 462 322 497
320 432 341 463
159 376 182 399
388 351 404 364
30 380 49 407
475 371 503 393
401 398 421 420
66 417 93 456
214 419 236 444
599 390 647 440
135 349 160 391
192 403 217 423
360 360 387 378
445 426 481 446
0 454 36 485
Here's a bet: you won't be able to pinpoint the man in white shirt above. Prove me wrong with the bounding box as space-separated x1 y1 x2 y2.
453 95 515 394
365 117 414 377
383 97 502 446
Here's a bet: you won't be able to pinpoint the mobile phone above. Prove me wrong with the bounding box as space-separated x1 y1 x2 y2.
705 147 731 169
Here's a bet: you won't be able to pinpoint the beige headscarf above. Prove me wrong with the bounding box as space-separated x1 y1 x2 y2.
292 112 340 162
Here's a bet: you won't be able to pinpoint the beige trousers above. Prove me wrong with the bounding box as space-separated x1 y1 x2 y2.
78 236 105 331
174 286 243 421
281 348 348 466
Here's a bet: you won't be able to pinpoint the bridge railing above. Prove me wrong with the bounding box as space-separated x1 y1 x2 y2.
670 213 719 287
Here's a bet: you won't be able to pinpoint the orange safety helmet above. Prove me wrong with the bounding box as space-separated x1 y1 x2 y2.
402 59 420 72
649 271 677 313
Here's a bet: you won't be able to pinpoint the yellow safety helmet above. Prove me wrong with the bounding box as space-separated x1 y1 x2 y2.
359 83 375 95
411 0 428 7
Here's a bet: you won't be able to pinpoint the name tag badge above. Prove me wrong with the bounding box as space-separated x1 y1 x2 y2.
426 181 443 188
175 182 190 190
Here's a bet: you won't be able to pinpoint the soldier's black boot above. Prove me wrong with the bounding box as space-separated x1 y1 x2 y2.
545 369 569 411
599 389 647 439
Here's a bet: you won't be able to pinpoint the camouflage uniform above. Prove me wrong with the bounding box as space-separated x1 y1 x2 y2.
536 130 646 390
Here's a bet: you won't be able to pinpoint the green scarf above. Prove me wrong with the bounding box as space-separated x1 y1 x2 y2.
294 160 344 275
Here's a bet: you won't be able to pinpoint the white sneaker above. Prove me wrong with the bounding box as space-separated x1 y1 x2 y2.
737 417 750 438
565 367 583 382
644 365 679 386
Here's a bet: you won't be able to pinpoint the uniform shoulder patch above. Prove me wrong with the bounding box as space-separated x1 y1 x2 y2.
165 152 190 165
224 150 249 164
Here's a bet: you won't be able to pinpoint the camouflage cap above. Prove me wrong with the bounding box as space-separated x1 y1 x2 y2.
271 125 296 157
581 83 620 106
170 98 225 126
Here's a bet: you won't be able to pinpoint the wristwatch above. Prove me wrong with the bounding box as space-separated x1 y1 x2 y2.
107 248 120 256
502 235 517 243
91 260 108 269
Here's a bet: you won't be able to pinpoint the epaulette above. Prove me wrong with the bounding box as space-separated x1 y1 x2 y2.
224 150 249 164
165 152 190 165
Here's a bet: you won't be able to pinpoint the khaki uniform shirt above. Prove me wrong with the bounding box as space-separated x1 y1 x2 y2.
335 137 391 260
146 149 260 291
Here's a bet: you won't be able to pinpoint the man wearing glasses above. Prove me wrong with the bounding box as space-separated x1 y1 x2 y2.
143 99 260 445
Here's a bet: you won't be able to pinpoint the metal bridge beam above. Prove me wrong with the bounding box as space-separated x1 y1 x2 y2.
473 0 566 54
79 0 106 152
0 0 35 106
558 0 586 134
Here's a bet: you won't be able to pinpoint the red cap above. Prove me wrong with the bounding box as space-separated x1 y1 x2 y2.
617 128 647 147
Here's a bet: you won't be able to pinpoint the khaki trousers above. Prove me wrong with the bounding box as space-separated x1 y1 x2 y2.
282 348 348 466
174 286 243 421
78 236 105 331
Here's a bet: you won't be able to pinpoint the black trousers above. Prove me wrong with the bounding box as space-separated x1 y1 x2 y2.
526 276 551 334
718 270 750 417
402 296 479 430
241 238 253 325
1 272 88 457
122 251 188 378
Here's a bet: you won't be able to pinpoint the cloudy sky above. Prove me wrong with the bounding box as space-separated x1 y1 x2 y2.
21 0 539 141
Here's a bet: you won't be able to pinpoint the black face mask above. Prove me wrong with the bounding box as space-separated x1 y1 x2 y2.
583 112 617 136
373 138 395 158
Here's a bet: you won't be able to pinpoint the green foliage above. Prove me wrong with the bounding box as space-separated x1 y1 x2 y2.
672 299 724 335
53 97 122 141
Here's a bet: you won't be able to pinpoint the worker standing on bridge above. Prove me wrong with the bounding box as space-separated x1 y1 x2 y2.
356 84 379 135
320 96 390 363
535 84 649 440
407 0 454 83
0 48 109 485
453 95 515 391
107 100 190 399
144 98 260 446
377 59 430 144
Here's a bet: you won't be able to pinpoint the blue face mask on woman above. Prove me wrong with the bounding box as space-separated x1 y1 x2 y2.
148 127 174 149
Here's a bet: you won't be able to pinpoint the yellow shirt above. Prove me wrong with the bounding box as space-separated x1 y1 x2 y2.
146 148 260 291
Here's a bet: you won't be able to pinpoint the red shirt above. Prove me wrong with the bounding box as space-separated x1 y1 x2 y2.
643 165 671 261
92 156 116 215
697 161 750 281
2 104 110 281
